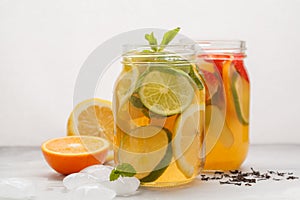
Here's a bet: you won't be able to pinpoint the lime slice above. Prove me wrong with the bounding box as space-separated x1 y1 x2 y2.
231 72 250 125
138 68 195 116
188 64 204 90
223 61 249 125
118 126 172 181
173 104 204 178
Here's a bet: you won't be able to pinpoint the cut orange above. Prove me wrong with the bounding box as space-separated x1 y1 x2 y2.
41 136 109 175
67 98 114 145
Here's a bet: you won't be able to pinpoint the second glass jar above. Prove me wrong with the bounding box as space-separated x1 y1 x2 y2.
197 40 250 170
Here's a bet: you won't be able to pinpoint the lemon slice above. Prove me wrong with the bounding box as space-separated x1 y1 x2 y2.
115 66 139 99
113 66 139 132
206 105 233 149
113 66 139 113
138 68 195 116
173 104 204 178
67 98 114 143
117 126 172 181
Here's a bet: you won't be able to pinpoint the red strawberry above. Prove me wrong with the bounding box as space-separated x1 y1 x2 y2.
213 60 224 77
201 70 219 101
232 59 249 82
199 54 231 78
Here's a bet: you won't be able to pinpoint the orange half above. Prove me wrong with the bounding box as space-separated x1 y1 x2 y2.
41 136 109 175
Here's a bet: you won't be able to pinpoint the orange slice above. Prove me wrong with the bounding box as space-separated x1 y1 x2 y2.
41 136 109 175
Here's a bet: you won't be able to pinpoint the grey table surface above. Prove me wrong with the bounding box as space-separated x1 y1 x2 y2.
0 144 300 200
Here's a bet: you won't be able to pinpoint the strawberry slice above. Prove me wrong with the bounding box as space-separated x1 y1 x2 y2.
232 59 249 82
199 54 249 82
213 60 224 77
201 70 219 101
199 54 231 77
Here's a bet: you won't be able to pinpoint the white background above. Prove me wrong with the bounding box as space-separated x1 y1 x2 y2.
0 0 299 146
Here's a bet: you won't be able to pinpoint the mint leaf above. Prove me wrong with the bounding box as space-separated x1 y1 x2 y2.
141 49 153 53
116 163 136 177
129 94 145 109
144 27 181 52
109 169 120 181
109 163 136 181
145 32 158 51
188 67 204 90
158 27 180 51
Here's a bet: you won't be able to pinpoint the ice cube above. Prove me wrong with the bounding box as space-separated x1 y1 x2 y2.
68 184 116 200
0 178 36 199
102 176 140 196
63 173 98 190
66 165 140 197
80 164 113 181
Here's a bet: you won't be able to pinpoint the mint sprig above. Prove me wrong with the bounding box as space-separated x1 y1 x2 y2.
144 27 181 52
145 32 158 51
109 163 137 181
158 27 180 51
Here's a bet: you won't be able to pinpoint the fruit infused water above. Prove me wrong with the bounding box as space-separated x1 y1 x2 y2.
197 40 250 170
113 28 205 187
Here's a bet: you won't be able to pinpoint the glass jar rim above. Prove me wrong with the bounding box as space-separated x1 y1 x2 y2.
196 40 246 53
122 44 197 65
122 44 197 52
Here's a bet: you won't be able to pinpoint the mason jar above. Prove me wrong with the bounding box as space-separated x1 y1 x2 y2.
113 44 205 187
197 40 250 170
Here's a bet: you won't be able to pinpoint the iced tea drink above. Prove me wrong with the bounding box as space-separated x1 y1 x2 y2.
198 40 250 170
113 44 205 187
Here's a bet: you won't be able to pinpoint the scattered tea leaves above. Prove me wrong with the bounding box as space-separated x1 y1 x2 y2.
287 176 299 180
200 168 299 186
214 171 224 175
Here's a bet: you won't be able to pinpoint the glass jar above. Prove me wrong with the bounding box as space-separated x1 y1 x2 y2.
113 44 205 187
197 40 250 170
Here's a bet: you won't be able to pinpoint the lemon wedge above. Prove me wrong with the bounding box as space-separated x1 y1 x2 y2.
173 104 204 178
